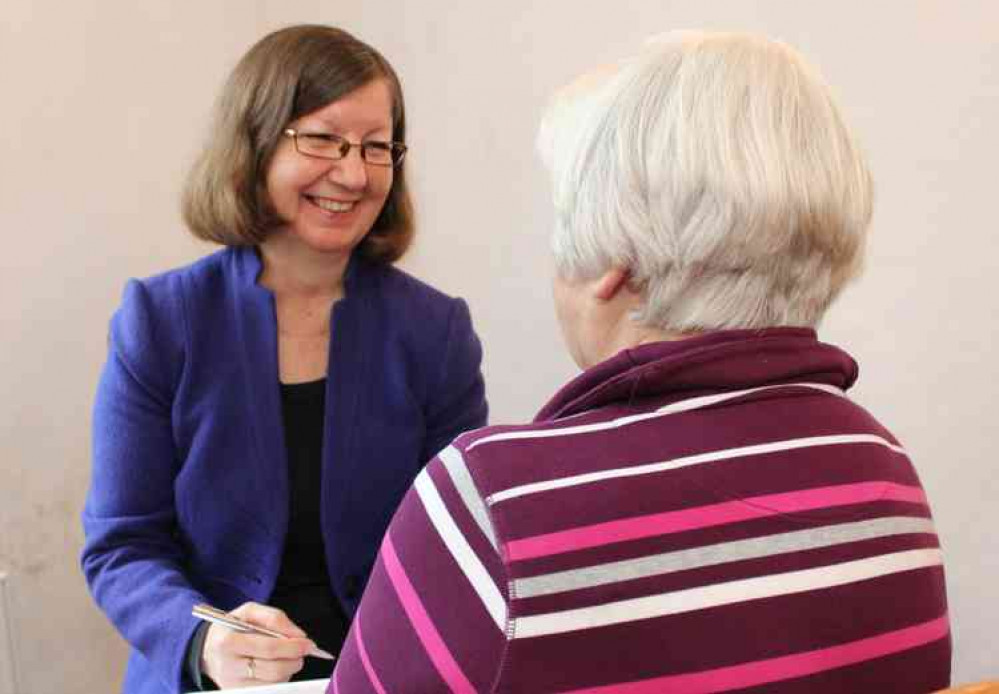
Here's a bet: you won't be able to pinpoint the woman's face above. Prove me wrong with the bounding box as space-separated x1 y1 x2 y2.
265 78 395 258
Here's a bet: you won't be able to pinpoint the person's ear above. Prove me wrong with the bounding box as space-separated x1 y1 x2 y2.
593 267 631 302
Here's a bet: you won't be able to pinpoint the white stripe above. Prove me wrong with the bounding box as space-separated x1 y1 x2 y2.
489 433 907 504
414 472 507 631
468 382 845 452
513 548 942 639
438 446 498 550
514 516 937 598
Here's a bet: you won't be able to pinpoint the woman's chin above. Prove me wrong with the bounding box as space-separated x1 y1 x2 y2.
279 225 364 257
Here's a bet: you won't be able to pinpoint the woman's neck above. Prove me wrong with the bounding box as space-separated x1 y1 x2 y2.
257 232 349 299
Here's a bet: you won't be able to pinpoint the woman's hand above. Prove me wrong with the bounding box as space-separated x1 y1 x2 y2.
200 602 316 688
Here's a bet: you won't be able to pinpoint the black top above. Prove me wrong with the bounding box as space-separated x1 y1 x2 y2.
271 377 350 679
188 377 349 688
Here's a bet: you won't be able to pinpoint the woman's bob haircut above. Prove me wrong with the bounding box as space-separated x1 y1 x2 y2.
182 24 414 264
537 31 874 331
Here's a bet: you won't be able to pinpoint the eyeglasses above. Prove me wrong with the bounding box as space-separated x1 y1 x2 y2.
283 128 407 167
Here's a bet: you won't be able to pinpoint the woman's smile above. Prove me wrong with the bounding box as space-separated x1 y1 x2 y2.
303 194 357 215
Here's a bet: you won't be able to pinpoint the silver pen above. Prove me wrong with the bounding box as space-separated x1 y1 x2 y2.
192 603 336 660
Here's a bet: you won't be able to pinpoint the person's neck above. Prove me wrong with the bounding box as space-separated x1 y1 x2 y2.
257 232 349 299
586 302 699 369
593 325 683 366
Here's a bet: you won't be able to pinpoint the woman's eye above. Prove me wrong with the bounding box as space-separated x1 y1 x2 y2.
304 134 337 146
363 142 393 163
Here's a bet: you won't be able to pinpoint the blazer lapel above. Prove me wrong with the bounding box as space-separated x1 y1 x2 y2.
229 247 288 542
322 258 374 533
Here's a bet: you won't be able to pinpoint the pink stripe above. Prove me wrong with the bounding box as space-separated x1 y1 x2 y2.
882 484 928 503
567 614 949 694
508 482 926 561
354 610 388 694
382 533 477 694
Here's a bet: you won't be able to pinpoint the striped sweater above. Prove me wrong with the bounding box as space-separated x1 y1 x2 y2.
329 328 950 693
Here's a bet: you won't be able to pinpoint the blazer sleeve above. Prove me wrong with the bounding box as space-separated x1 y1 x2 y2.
329 445 509 693
81 278 206 694
421 297 488 462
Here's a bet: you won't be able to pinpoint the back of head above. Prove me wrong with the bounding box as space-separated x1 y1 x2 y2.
537 31 873 331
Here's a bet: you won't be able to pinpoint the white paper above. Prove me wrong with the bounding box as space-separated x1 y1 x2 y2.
186 678 329 694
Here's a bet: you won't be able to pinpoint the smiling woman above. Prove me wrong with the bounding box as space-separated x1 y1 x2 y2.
264 79 396 261
80 24 487 694
181 24 413 265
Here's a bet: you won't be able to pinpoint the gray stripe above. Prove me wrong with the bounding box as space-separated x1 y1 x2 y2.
514 515 936 598
438 446 498 550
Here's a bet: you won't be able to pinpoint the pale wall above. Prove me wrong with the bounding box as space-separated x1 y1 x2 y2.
1 1 996 691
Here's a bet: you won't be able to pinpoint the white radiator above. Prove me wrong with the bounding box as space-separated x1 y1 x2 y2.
0 572 19 694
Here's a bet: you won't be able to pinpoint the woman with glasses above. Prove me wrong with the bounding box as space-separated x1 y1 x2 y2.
81 25 487 693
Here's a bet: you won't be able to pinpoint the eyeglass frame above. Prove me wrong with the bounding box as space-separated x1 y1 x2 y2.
282 128 408 167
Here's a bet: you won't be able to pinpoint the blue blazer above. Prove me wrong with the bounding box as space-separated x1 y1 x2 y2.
81 247 487 694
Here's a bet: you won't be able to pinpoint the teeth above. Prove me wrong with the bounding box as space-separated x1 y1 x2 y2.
313 197 354 212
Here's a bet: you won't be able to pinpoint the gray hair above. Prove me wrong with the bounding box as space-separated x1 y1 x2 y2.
536 31 873 330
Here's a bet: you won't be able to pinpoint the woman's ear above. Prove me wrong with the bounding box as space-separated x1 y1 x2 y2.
594 267 631 302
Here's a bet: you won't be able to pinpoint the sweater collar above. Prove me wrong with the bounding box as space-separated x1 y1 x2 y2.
534 328 859 422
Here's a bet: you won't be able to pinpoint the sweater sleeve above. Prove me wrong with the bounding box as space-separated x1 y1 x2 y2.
328 445 509 693
420 297 488 462
81 278 207 694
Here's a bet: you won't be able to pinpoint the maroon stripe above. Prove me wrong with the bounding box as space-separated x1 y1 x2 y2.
722 635 951 693
499 569 948 692
465 393 903 499
496 455 924 542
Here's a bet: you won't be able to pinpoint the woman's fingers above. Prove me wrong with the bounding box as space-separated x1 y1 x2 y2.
214 628 312 660
239 653 307 684
231 601 310 639
201 602 315 687
204 630 308 687
212 649 305 686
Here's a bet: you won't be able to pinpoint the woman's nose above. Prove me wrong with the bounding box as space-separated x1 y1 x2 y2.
327 148 368 190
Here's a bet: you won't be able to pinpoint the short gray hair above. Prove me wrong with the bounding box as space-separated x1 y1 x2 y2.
536 31 873 330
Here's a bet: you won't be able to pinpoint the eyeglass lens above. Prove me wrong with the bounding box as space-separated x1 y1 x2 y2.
294 133 401 165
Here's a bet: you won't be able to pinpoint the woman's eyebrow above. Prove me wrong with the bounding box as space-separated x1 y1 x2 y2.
299 117 392 138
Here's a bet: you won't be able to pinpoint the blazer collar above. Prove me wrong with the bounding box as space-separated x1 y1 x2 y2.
231 245 368 299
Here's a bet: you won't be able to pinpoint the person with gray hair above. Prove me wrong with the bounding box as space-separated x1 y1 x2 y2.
327 31 950 693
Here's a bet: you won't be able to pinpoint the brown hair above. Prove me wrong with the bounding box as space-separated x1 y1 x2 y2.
182 24 413 264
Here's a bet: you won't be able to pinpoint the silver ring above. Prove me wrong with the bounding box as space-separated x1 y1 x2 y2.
246 656 256 680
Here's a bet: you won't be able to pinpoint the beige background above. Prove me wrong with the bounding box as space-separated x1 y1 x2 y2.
1 1 996 691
